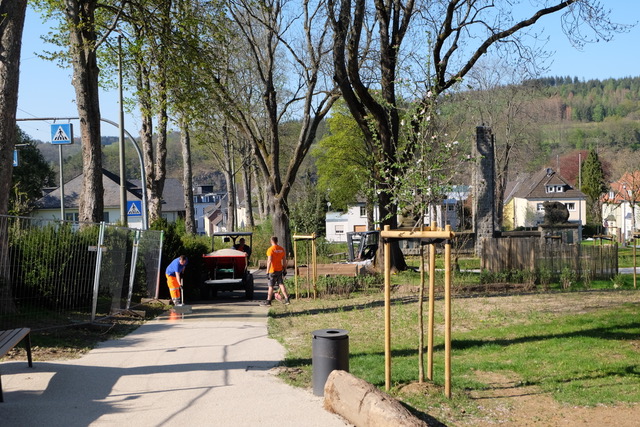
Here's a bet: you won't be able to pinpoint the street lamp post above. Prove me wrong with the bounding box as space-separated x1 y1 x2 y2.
118 34 127 226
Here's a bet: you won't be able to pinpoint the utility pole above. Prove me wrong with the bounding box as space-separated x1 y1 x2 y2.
118 34 127 226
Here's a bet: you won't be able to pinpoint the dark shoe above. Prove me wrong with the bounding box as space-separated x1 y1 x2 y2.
260 300 271 306
284 298 290 305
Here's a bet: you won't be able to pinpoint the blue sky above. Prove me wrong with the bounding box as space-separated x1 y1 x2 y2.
17 1 640 142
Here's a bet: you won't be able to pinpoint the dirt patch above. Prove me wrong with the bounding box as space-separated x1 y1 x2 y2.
462 370 640 426
1 301 168 362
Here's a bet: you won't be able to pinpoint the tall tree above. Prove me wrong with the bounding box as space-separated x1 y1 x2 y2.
315 100 377 225
35 0 124 222
238 140 255 229
66 0 106 223
206 0 339 251
580 149 607 225
122 0 172 224
10 129 56 216
0 0 27 315
0 0 27 215
179 120 196 234
165 0 228 234
328 0 626 269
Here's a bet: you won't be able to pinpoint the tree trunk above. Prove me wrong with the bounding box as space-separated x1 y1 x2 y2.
0 0 27 314
0 0 26 215
495 139 512 230
272 196 291 254
366 200 375 231
252 163 266 220
152 89 168 220
139 108 160 223
376 190 407 272
67 0 103 223
221 125 236 232
180 120 196 234
136 63 160 223
241 161 254 229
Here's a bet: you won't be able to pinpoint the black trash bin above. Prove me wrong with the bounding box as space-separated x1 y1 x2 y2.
312 328 349 396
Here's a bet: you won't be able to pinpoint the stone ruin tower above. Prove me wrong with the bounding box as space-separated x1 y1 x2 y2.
472 126 496 256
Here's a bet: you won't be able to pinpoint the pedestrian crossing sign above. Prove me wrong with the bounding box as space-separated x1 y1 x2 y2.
50 123 74 144
127 201 142 217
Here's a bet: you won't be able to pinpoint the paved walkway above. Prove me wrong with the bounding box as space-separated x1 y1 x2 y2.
1 272 349 426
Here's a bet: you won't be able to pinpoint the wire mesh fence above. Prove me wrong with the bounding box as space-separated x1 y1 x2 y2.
0 215 163 331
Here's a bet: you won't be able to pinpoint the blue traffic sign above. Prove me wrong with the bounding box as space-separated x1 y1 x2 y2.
13 150 18 167
127 201 142 217
50 123 74 144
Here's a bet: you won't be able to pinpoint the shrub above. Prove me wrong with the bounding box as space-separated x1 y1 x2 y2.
539 268 553 290
479 270 494 285
293 273 384 299
509 269 525 283
150 218 209 296
582 223 600 239
358 273 384 292
611 274 626 289
581 269 594 289
560 267 577 290
10 222 98 309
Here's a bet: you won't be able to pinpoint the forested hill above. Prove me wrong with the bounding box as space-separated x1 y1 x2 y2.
32 76 640 193
524 76 640 123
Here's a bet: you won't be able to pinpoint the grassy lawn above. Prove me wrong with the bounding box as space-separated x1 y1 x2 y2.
268 288 640 425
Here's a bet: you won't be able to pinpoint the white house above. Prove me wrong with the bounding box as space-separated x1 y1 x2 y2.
601 171 640 242
324 186 471 243
325 203 371 242
32 169 184 228
192 185 252 235
193 188 226 235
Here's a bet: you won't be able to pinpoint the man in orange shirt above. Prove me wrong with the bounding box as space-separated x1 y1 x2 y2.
261 236 290 306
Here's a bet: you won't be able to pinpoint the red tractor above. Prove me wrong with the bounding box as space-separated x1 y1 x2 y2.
201 232 254 299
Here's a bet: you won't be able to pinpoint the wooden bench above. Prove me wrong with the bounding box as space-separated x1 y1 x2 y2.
0 328 33 402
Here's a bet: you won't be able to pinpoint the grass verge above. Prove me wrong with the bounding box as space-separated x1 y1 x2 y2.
268 289 640 425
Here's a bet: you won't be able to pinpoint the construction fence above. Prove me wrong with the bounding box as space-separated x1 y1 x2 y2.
0 215 163 331
481 237 618 280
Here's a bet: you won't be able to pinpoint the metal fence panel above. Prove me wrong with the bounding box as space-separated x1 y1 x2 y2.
0 215 163 330
0 216 98 329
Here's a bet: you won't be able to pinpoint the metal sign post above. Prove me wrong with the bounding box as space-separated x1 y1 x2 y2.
50 124 74 220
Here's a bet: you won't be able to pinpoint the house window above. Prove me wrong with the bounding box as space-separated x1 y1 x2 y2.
566 202 576 211
556 185 564 193
537 203 544 212
447 203 456 211
546 186 554 193
360 206 366 217
103 212 109 223
335 225 344 234
64 213 80 222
